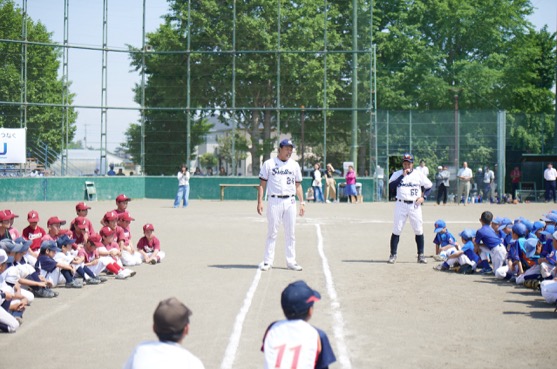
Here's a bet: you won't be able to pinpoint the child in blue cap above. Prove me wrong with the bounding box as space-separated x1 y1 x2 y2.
432 219 458 262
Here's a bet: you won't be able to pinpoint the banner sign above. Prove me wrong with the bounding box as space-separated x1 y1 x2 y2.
0 128 26 164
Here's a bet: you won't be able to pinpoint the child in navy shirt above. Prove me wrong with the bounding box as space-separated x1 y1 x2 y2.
474 211 507 275
35 240 82 288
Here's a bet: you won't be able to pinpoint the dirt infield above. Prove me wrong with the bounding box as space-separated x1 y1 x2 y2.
1 199 555 369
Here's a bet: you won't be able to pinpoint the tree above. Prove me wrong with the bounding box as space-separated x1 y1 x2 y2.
128 0 349 175
217 132 250 174
199 153 217 171
0 0 77 159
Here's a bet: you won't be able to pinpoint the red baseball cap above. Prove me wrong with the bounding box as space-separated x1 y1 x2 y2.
4 210 18 219
116 194 132 203
88 233 103 247
143 223 155 232
75 202 91 211
103 211 118 222
118 212 135 222
99 226 115 238
47 216 67 226
0 211 10 222
73 216 88 230
27 210 40 222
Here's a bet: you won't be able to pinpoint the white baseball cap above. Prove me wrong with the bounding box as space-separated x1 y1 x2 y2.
0 249 8 264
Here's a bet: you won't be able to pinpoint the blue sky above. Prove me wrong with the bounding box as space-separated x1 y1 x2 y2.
23 0 557 152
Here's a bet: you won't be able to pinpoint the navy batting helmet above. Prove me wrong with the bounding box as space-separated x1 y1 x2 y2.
402 153 414 163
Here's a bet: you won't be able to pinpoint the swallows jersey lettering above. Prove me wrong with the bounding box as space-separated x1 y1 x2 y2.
272 167 294 176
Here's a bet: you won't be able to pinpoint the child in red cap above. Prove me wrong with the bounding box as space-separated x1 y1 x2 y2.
137 223 165 264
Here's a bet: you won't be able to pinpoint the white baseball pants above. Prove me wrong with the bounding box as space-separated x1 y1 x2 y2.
121 250 143 266
480 244 507 271
541 279 557 303
263 197 297 266
516 265 541 284
392 201 423 235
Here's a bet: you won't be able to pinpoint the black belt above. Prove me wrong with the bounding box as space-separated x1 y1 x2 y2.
397 199 414 204
271 195 294 198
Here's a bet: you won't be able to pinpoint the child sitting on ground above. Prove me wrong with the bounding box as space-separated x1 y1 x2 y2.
137 224 165 264
35 240 82 288
432 219 458 261
434 229 479 274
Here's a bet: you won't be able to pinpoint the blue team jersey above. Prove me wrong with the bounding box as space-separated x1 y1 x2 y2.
507 239 521 262
433 231 456 246
546 249 557 265
541 240 554 258
475 225 502 249
35 254 57 273
502 233 513 247
461 240 480 264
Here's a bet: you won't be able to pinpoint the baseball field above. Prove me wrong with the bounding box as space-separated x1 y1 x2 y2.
1 199 555 369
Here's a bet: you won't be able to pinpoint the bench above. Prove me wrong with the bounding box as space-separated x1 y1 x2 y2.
219 184 260 201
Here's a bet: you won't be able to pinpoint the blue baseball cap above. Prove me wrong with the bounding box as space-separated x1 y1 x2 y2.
56 234 76 248
520 218 533 232
0 239 17 253
40 240 61 252
498 218 512 231
281 280 321 318
542 213 557 223
541 225 556 239
459 229 476 241
492 217 503 225
524 237 539 257
402 153 414 163
532 221 546 233
13 237 32 252
512 223 528 237
279 139 295 148
434 220 446 233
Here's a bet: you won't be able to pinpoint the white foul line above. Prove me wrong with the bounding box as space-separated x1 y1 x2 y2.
316 223 352 369
220 268 262 369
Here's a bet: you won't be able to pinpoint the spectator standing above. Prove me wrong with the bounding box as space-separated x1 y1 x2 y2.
324 163 337 203
483 166 495 203
510 166 521 200
416 160 430 179
544 163 557 203
375 165 385 201
116 168 125 176
344 165 358 203
123 297 205 369
311 163 324 203
435 165 450 205
107 164 116 176
457 162 473 205
174 165 190 208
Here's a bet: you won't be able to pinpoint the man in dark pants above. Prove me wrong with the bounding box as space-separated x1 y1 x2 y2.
544 163 557 203
435 165 449 205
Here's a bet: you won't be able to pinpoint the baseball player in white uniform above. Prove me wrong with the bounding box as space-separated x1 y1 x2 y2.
257 139 305 271
388 153 433 264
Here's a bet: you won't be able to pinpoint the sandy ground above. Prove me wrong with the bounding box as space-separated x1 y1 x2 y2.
0 198 555 369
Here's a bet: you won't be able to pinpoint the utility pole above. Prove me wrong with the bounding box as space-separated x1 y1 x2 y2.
301 105 305 174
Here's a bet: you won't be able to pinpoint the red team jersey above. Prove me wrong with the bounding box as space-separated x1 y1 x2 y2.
137 236 160 253
22 225 47 251
77 247 98 263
